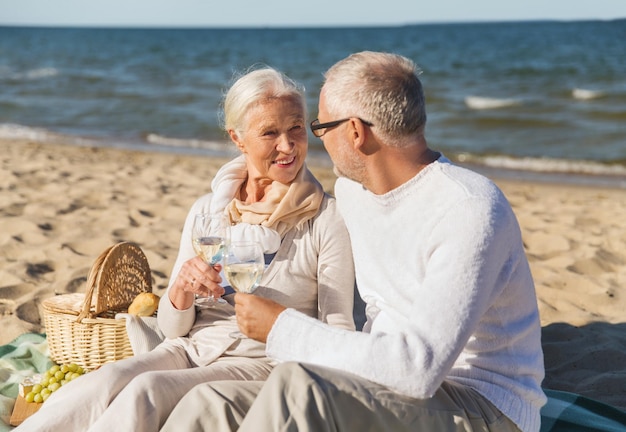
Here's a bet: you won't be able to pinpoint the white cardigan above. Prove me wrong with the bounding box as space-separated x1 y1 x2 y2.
267 157 546 432
158 192 356 367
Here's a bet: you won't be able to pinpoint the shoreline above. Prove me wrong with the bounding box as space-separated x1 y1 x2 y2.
2 126 625 190
2 138 626 410
459 161 626 191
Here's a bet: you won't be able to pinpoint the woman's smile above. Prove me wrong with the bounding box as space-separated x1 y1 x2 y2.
273 156 296 166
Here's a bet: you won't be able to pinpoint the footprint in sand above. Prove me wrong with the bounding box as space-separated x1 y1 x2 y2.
25 261 55 279
63 276 88 294
0 284 33 300
16 299 41 325
523 231 570 260
1 202 26 217
567 248 624 277
57 200 84 215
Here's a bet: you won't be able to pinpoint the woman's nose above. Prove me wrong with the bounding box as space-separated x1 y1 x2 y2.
276 134 294 153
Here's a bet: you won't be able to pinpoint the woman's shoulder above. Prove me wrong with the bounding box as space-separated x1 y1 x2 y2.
189 192 215 213
309 193 345 228
316 192 337 214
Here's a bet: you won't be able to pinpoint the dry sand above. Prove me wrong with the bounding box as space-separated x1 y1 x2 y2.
2 138 626 410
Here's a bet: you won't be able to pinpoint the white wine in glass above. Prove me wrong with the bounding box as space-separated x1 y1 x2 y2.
224 241 264 338
191 213 230 307
193 236 225 265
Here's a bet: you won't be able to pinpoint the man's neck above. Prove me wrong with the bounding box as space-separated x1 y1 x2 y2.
364 145 439 195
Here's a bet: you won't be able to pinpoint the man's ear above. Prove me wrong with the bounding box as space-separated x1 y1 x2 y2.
349 118 374 155
348 118 366 150
228 129 246 153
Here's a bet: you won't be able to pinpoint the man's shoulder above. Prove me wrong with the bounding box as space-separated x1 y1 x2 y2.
434 159 500 196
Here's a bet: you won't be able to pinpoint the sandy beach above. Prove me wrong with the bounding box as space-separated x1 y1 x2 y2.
2 138 626 411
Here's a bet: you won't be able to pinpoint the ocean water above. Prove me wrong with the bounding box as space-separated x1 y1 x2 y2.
1 21 625 186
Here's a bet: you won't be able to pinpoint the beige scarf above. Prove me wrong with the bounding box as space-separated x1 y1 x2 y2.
226 164 324 237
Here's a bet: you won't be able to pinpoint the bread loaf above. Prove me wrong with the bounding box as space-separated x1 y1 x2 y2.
128 292 160 316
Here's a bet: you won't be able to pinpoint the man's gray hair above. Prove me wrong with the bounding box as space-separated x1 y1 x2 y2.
323 51 427 147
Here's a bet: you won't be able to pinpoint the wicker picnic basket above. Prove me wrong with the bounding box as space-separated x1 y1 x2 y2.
42 242 152 371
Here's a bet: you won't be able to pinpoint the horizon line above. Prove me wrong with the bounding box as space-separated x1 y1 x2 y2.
0 17 624 30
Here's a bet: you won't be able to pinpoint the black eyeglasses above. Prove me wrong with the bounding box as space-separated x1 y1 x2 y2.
310 118 373 138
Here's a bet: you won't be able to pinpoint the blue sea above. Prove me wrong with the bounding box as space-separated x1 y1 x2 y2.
1 21 625 187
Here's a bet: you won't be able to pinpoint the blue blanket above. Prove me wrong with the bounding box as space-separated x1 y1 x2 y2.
541 389 626 431
0 333 52 432
1 334 625 431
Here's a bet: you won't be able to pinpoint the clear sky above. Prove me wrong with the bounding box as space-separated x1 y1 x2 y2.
1 0 625 27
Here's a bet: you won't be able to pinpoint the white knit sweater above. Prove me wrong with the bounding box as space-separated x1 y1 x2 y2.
267 157 546 432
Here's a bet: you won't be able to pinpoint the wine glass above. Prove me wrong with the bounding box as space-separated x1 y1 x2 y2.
191 213 230 307
224 241 265 338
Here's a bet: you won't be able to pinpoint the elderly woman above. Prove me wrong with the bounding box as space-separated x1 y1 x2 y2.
16 67 355 432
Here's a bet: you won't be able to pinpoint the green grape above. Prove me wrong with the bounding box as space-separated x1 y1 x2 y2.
24 362 89 404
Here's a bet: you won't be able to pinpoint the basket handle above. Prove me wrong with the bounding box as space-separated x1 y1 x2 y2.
76 244 114 322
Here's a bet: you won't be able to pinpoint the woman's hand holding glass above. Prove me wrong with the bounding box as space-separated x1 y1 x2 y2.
168 256 225 310
191 213 231 308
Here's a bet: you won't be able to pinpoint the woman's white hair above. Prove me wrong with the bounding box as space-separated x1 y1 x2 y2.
221 66 306 137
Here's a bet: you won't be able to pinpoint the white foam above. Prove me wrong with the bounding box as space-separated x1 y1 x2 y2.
146 133 233 153
0 123 52 141
26 67 58 80
464 96 520 110
0 123 97 148
572 88 604 100
0 67 59 81
459 153 626 177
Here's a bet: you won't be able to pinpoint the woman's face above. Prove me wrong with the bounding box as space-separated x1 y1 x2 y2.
230 96 308 186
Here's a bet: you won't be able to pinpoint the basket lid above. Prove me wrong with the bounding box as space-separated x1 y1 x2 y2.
78 242 152 320
41 293 86 315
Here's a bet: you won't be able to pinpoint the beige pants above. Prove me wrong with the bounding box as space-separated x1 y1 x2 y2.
161 362 521 431
16 345 273 432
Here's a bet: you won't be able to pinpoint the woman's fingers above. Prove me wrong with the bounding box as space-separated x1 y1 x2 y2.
184 257 225 297
170 258 222 295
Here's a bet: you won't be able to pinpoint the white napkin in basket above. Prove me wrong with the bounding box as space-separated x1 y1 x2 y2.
115 314 165 355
